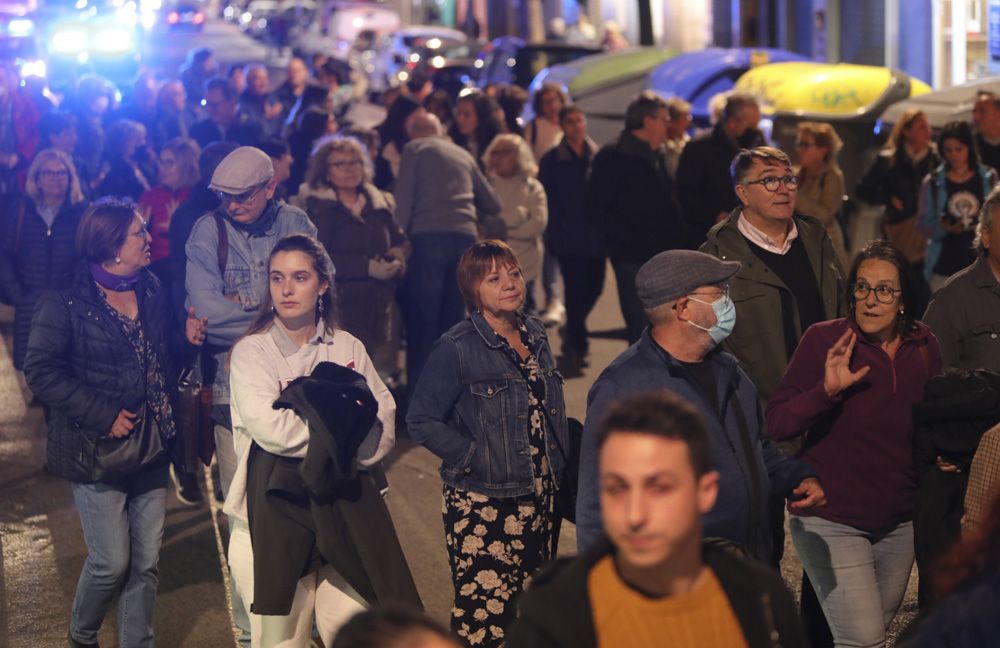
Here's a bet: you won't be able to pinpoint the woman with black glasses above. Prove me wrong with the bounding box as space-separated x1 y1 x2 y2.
766 240 941 648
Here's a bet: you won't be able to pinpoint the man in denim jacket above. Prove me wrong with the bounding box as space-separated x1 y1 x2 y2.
185 146 316 644
576 250 825 563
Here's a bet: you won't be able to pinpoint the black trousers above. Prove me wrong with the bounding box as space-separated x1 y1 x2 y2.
610 259 646 344
557 255 606 353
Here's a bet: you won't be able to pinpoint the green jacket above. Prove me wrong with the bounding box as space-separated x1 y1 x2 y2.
700 209 846 403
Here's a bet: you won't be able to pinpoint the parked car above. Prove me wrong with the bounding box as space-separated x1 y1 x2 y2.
879 76 1000 132
473 36 601 89
361 24 466 92
160 2 205 31
294 0 399 61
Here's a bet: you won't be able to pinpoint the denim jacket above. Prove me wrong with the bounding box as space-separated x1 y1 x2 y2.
185 200 317 404
406 311 569 498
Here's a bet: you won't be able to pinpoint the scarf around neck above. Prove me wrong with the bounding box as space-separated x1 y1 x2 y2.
90 262 140 292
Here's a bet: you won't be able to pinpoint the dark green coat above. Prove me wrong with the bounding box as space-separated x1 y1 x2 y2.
701 209 846 403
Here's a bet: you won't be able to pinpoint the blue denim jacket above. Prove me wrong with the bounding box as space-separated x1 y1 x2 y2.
406 312 569 498
184 200 317 404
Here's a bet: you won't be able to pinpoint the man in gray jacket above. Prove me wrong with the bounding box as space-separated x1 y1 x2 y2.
394 113 502 385
185 146 316 645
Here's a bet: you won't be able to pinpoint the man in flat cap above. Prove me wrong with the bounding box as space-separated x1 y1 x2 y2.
185 145 316 643
575 249 825 562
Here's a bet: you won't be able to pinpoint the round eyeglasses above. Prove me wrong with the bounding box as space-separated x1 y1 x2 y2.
744 174 800 192
852 282 901 304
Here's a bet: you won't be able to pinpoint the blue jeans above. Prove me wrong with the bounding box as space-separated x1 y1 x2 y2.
70 464 169 647
403 232 476 385
790 516 914 648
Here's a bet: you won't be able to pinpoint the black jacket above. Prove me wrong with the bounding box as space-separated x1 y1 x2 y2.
167 185 220 317
97 157 150 202
0 197 86 369
189 112 264 150
586 130 686 264
507 538 807 648
676 123 743 242
247 362 421 615
23 267 190 483
538 137 605 259
911 369 1000 604
857 148 940 225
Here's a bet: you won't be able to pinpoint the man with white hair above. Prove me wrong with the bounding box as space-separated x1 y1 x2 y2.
394 113 502 385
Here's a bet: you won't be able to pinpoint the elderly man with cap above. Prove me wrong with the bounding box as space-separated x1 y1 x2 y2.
185 145 316 645
575 249 825 561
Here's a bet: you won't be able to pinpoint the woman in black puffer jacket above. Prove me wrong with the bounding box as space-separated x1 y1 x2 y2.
23 200 205 648
0 148 88 370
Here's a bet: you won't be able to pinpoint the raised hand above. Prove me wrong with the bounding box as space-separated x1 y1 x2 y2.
824 329 870 397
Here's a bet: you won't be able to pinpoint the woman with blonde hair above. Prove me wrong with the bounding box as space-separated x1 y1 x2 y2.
0 148 88 370
138 137 200 264
484 134 548 312
295 136 408 377
795 121 850 267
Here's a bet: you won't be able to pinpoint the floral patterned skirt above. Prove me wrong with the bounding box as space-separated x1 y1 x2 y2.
442 479 555 647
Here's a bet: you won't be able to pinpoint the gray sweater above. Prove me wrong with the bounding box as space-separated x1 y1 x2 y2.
394 136 501 237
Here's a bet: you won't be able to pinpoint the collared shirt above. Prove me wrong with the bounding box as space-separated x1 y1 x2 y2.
923 255 1000 371
737 212 799 255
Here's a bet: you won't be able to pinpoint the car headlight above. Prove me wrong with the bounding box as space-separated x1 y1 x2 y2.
93 27 134 51
8 18 33 36
20 59 46 79
51 28 89 54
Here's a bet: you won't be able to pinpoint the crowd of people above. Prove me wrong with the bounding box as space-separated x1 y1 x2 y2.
2 44 1000 648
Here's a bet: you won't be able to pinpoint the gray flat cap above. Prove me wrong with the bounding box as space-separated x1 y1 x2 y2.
636 250 741 309
208 146 274 193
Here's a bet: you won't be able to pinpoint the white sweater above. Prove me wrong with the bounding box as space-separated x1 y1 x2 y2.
490 174 549 282
224 320 396 524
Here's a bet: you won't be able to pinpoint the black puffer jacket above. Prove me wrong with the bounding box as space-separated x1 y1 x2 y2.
23 266 189 483
0 197 87 369
856 147 940 224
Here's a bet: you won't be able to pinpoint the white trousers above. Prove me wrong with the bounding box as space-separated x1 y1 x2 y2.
229 521 368 648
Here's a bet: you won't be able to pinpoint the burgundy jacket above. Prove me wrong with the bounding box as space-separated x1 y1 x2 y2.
766 317 942 530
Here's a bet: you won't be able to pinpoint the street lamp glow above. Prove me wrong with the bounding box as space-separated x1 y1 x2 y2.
8 18 33 36
51 28 88 54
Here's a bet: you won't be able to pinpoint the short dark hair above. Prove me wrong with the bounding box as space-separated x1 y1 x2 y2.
330 606 454 648
39 111 77 147
76 199 140 264
976 90 1000 111
721 93 759 123
456 240 521 313
558 104 584 125
258 136 290 159
939 120 981 171
730 146 791 186
199 141 240 182
624 90 668 131
597 390 712 477
846 239 918 336
203 76 236 101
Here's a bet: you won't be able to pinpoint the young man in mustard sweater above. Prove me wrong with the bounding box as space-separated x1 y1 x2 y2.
507 390 807 648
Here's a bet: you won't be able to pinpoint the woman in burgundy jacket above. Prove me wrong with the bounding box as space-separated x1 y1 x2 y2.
766 240 942 648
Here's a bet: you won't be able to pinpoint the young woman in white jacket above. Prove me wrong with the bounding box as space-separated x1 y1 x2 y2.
225 234 396 648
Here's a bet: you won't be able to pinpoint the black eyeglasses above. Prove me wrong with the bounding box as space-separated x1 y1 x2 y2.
216 183 266 204
744 174 800 192
852 281 901 304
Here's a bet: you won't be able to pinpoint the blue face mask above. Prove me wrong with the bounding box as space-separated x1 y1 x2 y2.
687 294 737 345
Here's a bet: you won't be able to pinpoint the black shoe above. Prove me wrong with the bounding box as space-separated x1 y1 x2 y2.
170 464 203 507
68 632 99 648
211 462 224 503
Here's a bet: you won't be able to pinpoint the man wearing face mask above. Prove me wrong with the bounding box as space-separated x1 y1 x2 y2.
575 249 825 562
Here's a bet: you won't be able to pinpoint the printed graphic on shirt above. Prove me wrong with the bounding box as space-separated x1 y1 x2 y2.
945 190 981 231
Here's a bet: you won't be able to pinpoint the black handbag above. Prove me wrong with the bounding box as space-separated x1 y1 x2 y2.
553 417 583 524
177 365 216 467
88 406 166 482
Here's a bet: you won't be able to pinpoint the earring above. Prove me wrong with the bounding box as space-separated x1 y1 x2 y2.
318 296 325 314
270 305 275 312
114 256 121 264
899 307 905 315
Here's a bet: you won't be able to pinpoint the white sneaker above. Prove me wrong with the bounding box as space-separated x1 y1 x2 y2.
540 300 566 326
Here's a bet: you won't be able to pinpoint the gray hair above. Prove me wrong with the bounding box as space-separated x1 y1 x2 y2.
975 184 1000 253
407 113 442 139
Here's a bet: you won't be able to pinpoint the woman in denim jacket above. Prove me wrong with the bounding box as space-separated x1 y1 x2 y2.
407 240 569 648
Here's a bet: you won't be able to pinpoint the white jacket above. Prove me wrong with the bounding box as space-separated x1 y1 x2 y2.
224 320 395 524
490 173 548 282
